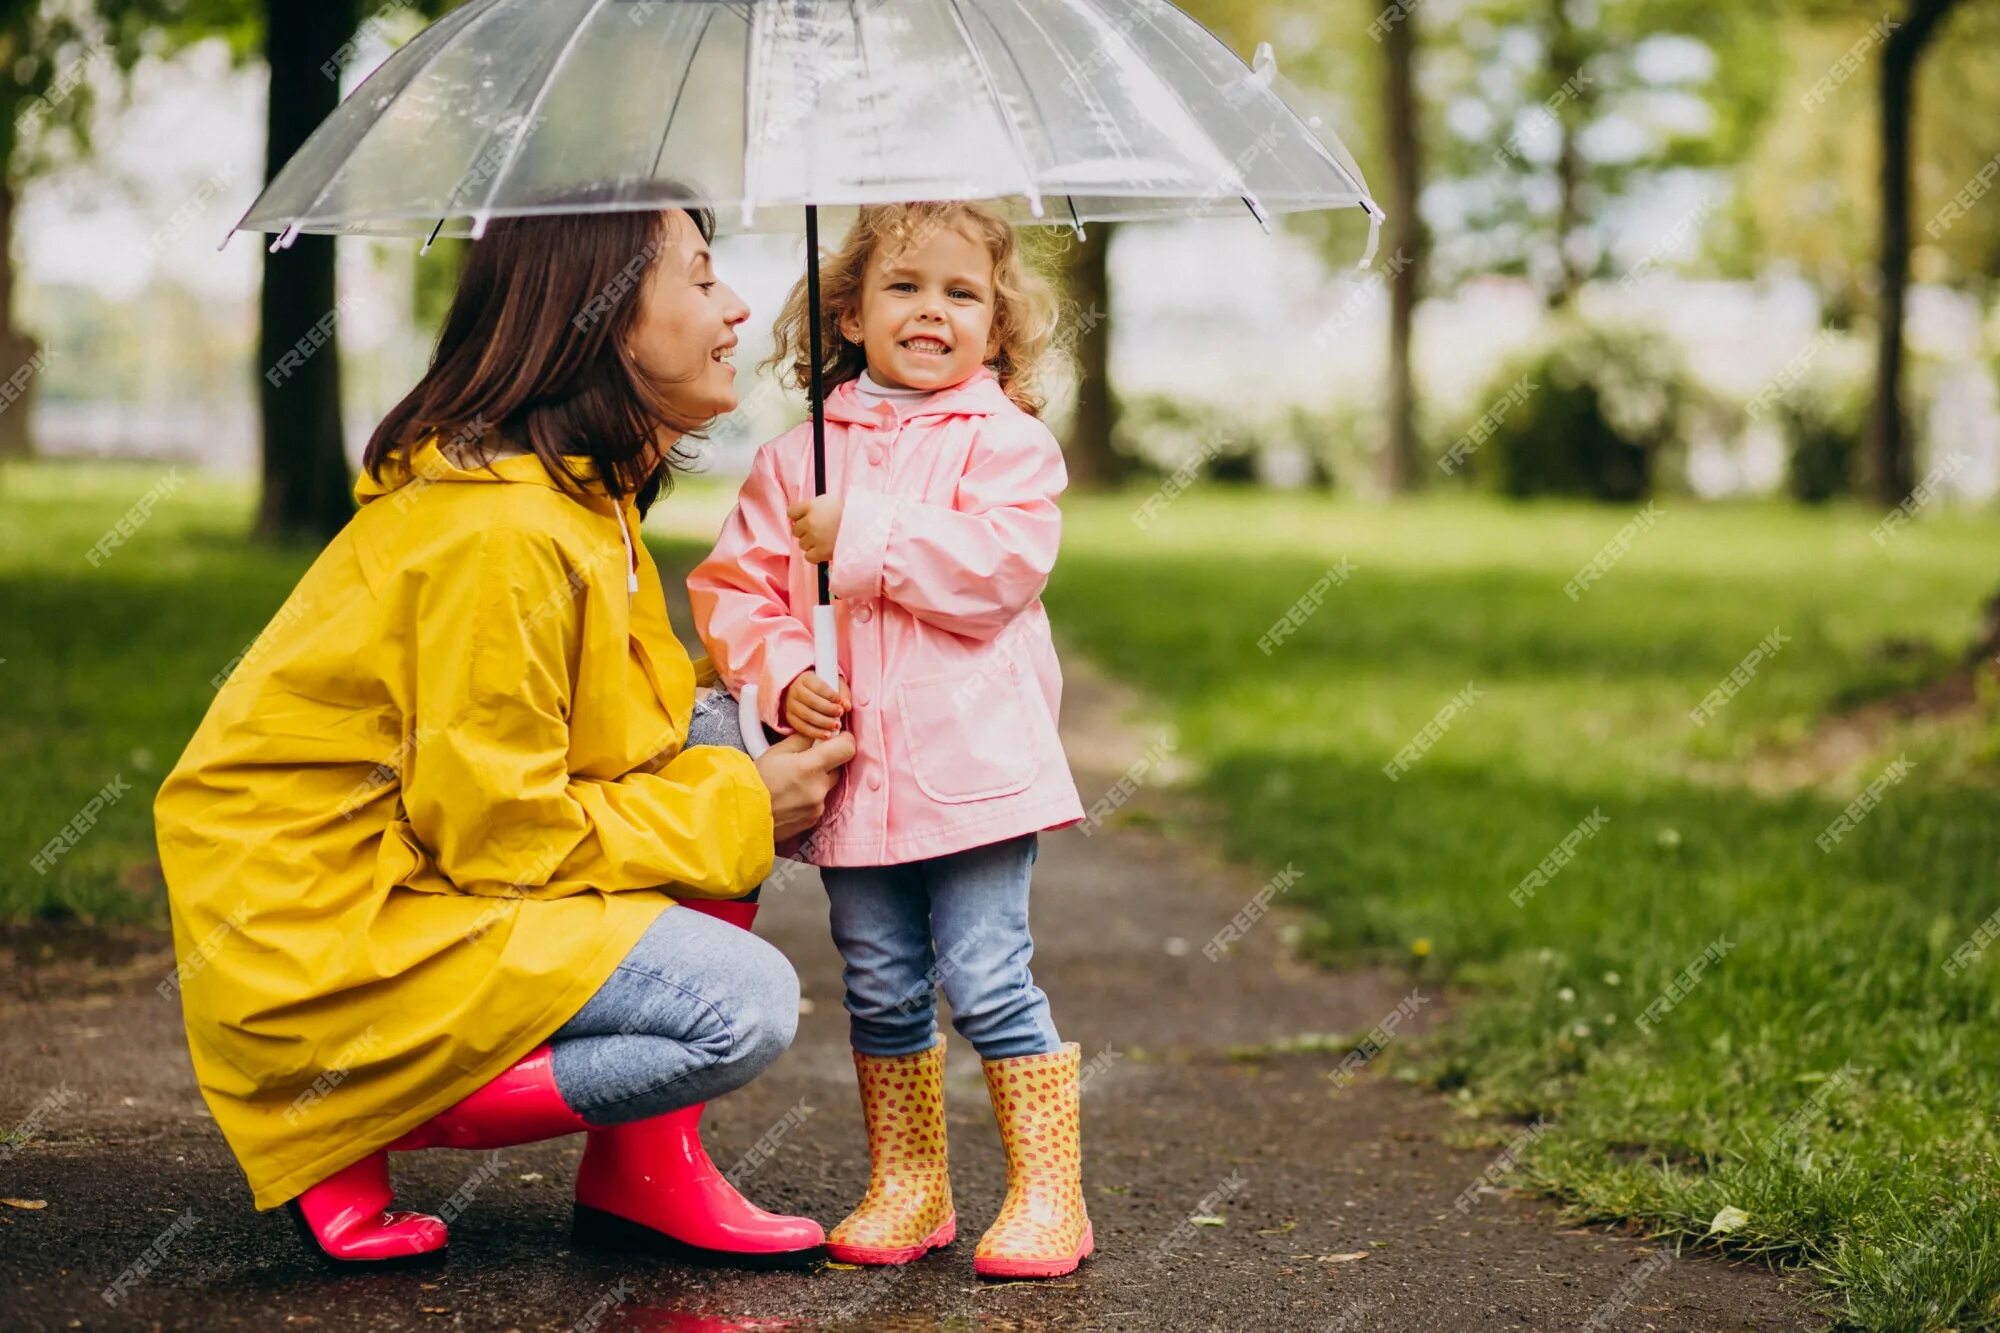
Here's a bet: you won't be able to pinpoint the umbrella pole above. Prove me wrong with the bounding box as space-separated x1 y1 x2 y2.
802 205 841 701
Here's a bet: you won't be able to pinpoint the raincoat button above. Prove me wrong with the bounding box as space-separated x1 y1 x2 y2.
869 448 887 466
867 772 883 791
855 604 873 623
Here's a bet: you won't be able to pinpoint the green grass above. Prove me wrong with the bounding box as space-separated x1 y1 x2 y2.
1043 486 2000 1331
6 461 1998 1326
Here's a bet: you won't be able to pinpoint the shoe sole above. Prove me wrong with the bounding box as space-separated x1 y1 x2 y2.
571 1203 827 1272
283 1201 449 1270
973 1223 1094 1280
826 1212 957 1265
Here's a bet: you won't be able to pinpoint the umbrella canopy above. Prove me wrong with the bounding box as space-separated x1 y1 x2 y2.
236 0 1381 258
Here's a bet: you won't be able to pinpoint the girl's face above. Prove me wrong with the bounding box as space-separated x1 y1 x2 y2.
627 208 751 425
838 219 998 393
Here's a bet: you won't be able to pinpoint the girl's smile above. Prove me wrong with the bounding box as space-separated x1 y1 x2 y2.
839 221 998 392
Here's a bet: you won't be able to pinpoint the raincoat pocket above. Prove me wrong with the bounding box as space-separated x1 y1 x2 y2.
895 664 1041 804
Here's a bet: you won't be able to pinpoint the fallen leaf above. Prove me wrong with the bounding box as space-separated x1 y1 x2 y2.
822 1261 862 1271
1 1198 47 1210
1189 1214 1226 1227
1707 1205 1750 1236
1319 1251 1371 1263
1256 1221 1297 1235
516 1173 544 1184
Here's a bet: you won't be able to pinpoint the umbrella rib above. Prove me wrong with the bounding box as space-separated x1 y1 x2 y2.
471 0 618 238
960 0 1065 203
260 0 509 238
1083 0 1266 218
649 5 718 182
941 0 1041 215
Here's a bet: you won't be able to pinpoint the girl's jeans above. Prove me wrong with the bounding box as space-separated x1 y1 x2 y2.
544 688 791 1123
823 836 1062 1061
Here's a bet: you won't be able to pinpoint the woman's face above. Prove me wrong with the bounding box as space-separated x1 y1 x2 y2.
838 219 998 392
627 208 751 426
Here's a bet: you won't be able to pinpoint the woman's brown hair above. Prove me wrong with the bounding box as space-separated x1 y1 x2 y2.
760 200 1063 417
364 184 717 517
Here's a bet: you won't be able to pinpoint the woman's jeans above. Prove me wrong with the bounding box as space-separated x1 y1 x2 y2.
544 689 791 1124
822 835 1061 1062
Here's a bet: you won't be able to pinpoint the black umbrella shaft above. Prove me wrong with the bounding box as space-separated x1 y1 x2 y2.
805 204 831 607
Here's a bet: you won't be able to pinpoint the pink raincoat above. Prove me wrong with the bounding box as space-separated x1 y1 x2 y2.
688 366 1084 866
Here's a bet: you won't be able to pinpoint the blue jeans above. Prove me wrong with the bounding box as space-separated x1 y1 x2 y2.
822 835 1061 1061
545 689 789 1123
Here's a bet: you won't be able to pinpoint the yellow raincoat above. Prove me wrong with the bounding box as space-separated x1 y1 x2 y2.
153 438 773 1210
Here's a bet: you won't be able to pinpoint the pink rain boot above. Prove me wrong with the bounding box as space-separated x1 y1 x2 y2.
389 1044 589 1151
285 1151 448 1267
569 896 826 1270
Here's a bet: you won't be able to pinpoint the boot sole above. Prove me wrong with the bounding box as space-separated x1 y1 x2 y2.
826 1212 957 1265
571 1203 827 1271
283 1201 449 1270
973 1222 1094 1280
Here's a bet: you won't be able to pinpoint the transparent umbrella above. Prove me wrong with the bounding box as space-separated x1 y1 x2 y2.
232 0 1384 751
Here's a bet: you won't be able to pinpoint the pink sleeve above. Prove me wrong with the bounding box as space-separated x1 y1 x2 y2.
687 438 818 736
830 415 1067 641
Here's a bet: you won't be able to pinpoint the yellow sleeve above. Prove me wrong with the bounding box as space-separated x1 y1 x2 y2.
401 526 774 900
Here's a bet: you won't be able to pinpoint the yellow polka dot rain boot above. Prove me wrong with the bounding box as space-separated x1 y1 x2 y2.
974 1041 1093 1279
826 1038 956 1264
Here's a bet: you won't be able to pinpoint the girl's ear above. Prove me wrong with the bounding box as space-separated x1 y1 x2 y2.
837 305 862 345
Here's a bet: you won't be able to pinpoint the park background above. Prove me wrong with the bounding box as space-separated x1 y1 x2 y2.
2 1 1998 1329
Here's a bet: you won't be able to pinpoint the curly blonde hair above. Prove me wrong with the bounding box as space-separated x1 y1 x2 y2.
761 200 1063 418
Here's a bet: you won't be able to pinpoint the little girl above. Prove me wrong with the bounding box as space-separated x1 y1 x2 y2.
687 201 1091 1280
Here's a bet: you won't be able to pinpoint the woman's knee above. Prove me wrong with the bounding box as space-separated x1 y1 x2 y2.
716 932 800 1080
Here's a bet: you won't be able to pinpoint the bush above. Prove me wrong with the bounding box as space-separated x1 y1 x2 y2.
1776 375 1866 503
1452 320 1692 502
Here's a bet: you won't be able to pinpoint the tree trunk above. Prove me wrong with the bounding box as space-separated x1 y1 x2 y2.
1063 220 1126 489
1870 0 1960 505
0 174 38 460
1381 0 1423 492
256 0 358 542
1546 0 1591 310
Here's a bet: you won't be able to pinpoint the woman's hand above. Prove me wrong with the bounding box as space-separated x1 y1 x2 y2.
787 495 843 564
753 730 857 841
782 670 850 740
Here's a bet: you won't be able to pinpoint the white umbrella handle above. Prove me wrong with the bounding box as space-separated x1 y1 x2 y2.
736 603 841 759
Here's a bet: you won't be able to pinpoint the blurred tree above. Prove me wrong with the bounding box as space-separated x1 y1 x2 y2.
1057 223 1127 488
0 0 209 458
1379 0 1424 491
139 0 458 540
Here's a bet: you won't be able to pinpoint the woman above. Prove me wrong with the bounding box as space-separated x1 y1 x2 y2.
152 190 855 1270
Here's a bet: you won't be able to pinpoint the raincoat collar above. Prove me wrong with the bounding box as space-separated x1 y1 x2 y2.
353 436 606 507
821 364 1014 428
